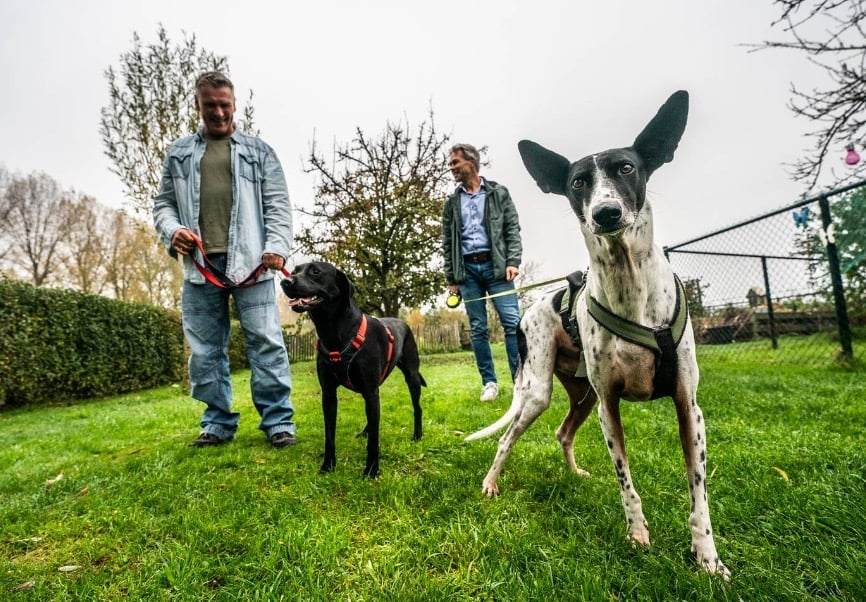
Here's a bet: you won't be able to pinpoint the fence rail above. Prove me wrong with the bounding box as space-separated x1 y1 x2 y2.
283 322 471 364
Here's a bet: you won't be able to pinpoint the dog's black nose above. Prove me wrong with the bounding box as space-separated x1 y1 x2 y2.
592 202 623 229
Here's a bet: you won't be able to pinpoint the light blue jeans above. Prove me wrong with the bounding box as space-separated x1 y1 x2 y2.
460 260 520 385
182 255 295 441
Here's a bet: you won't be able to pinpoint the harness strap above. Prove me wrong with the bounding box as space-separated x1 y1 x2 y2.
585 275 688 355
558 270 585 347
559 273 689 399
318 314 396 391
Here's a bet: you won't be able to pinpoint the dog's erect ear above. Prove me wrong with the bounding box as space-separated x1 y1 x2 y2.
335 268 356 299
632 90 689 176
518 140 571 196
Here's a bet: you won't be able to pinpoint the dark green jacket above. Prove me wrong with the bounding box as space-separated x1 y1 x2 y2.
441 179 522 285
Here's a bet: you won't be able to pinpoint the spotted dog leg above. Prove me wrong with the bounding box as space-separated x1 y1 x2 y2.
597 397 650 546
480 374 555 496
673 384 731 580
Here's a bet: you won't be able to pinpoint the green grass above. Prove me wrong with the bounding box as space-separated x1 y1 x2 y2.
2 345 865 600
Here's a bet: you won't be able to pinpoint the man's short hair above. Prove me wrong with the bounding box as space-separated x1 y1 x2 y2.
195 71 235 94
450 143 480 170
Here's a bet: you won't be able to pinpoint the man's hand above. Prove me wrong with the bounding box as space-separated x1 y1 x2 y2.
506 266 519 282
261 253 285 271
171 228 197 255
447 284 460 295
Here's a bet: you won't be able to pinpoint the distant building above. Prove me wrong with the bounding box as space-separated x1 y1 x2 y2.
747 286 766 308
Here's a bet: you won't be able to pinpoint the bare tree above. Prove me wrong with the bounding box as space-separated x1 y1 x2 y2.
134 224 183 308
1 171 75 286
60 194 111 295
103 211 137 302
103 211 182 308
752 0 866 190
0 165 12 264
100 23 256 217
298 109 452 316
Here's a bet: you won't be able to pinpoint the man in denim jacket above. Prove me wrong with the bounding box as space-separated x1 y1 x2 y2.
153 71 297 448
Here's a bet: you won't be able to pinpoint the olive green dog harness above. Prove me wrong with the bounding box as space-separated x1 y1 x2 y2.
558 271 689 399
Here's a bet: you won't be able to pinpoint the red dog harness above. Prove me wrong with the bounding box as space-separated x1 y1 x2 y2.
317 314 396 392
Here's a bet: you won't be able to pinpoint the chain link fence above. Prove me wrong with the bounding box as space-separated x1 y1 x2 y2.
665 180 866 366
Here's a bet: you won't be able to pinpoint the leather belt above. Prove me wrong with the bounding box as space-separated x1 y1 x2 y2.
464 251 491 263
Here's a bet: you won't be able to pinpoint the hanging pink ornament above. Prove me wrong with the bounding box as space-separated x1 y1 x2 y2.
844 144 861 166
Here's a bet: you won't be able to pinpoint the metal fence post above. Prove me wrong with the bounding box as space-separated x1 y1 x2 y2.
818 196 854 361
760 255 778 349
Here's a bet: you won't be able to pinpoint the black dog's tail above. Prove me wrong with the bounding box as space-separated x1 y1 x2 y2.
419 374 427 387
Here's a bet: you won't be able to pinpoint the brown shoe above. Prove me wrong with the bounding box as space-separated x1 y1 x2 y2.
270 432 298 448
189 433 225 448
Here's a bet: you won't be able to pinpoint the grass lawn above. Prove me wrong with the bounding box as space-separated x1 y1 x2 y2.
1 345 865 600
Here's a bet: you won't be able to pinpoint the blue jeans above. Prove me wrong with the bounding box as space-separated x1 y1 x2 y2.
182 255 295 441
460 260 520 384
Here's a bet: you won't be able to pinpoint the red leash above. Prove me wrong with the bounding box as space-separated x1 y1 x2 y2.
189 234 290 289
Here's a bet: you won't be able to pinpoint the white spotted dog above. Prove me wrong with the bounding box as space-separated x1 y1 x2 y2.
465 91 729 579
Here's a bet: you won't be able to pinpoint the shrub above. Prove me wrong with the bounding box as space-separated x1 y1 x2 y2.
0 279 185 407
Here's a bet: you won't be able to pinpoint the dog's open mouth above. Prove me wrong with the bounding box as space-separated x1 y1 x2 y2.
286 295 322 311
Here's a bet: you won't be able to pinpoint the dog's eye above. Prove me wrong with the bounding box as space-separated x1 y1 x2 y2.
619 163 635 175
571 178 585 190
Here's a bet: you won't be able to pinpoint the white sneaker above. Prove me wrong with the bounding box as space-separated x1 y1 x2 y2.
479 382 499 402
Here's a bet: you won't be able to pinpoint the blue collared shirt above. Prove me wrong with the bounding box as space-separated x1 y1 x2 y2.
459 178 490 255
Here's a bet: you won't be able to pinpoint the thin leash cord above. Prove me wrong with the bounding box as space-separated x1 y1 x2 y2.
461 275 568 304
574 384 593 406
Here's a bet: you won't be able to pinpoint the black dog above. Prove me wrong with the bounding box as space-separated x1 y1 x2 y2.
280 261 425 477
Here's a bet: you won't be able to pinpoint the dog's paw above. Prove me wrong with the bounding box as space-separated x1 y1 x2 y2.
706 560 731 582
694 546 731 581
627 523 651 547
481 480 500 497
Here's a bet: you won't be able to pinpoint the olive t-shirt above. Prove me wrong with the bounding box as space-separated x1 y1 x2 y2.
199 137 232 253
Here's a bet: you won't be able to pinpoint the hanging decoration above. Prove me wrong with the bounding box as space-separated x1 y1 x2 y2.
844 143 861 166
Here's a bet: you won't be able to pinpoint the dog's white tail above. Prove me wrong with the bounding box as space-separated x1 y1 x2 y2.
464 390 522 442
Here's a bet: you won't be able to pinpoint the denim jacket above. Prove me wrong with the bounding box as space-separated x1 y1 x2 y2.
153 128 293 284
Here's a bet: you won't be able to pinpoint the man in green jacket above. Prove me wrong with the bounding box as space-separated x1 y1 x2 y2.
441 143 522 402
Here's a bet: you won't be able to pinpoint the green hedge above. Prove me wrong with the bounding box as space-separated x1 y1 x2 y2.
0 279 185 407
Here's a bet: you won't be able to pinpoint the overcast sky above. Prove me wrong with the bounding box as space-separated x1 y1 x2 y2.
0 0 841 283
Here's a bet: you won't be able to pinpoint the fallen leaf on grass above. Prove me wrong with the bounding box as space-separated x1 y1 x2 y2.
58 565 81 573
13 581 34 591
254 458 268 464
76 487 89 497
45 473 63 489
772 466 790 483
